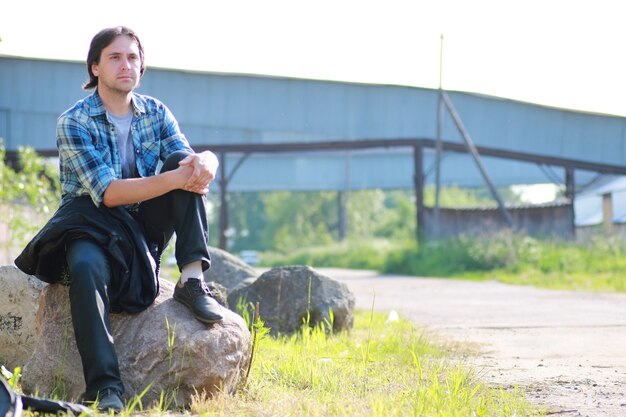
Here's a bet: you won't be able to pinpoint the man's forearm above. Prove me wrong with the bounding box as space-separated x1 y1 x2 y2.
102 169 188 207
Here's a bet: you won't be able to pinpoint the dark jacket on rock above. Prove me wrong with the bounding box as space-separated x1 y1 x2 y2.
14 196 160 313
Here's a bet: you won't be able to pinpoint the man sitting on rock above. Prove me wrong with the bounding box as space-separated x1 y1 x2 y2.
15 26 222 413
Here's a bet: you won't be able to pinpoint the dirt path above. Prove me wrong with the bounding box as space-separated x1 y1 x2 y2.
322 268 626 417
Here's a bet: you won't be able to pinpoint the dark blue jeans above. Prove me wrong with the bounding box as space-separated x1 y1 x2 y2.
66 151 211 400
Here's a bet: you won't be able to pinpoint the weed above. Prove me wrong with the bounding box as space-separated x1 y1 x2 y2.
165 316 176 366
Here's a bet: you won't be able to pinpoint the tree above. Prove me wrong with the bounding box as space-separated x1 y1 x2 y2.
0 144 60 262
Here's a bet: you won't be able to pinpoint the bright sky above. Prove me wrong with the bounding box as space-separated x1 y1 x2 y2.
1 0 625 117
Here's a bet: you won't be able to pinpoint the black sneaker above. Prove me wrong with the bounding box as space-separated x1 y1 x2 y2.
173 278 224 323
96 388 123 413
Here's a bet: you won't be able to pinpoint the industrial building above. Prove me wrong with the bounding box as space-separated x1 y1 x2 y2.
2 54 625 242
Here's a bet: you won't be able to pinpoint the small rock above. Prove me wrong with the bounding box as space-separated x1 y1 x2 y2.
228 265 355 336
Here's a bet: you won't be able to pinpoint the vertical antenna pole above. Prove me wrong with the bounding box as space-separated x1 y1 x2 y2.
434 34 445 238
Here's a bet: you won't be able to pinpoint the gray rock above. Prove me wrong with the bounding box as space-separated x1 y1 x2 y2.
227 265 355 336
22 279 251 407
204 247 257 294
0 265 45 369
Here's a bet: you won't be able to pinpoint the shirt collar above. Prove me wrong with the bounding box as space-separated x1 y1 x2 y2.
86 89 146 117
85 90 106 117
130 94 146 116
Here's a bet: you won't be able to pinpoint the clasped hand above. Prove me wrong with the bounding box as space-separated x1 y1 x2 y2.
178 152 219 195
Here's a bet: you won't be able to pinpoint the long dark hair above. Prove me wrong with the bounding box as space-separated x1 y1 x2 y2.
83 26 146 90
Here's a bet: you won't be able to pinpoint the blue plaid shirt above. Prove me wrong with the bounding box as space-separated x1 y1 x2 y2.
57 90 193 207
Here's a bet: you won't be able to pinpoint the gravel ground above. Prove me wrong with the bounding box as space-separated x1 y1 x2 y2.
323 268 626 417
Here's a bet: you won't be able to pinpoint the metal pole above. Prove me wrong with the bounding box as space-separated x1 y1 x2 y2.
339 151 352 241
337 191 346 241
441 92 514 227
218 152 228 250
438 34 444 91
216 152 251 251
413 144 425 239
565 168 575 201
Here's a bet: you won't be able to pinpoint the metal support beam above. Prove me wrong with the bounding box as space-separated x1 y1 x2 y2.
565 168 576 239
19 138 626 247
20 141 626 177
602 193 613 234
441 92 514 227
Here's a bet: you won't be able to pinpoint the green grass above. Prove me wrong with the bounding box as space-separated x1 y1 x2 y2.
263 231 626 292
188 310 541 417
385 231 626 292
261 238 395 271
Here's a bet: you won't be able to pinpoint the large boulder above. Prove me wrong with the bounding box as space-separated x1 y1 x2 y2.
227 265 355 336
22 279 251 407
204 247 257 294
0 265 45 369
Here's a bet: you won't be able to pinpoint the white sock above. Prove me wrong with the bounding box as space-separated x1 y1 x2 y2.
180 260 203 284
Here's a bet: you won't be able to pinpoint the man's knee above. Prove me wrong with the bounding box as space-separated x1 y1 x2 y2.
67 240 110 293
161 150 192 173
70 258 106 285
